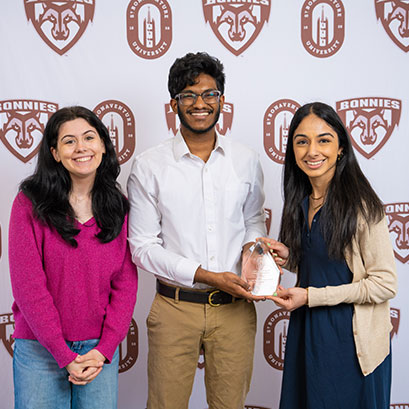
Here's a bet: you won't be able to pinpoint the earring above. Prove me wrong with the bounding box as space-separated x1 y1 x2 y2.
337 152 344 161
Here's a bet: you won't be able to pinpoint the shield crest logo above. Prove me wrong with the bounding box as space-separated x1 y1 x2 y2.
0 313 15 357
301 0 345 58
0 100 58 163
375 0 409 52
385 202 409 264
164 102 234 136
263 308 290 370
24 0 95 55
164 103 178 135
263 99 301 164
118 319 138 373
202 1 271 56
336 97 401 159
127 0 172 59
93 100 136 165
390 308 400 339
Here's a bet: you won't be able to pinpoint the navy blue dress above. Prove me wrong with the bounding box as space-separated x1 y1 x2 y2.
279 198 391 409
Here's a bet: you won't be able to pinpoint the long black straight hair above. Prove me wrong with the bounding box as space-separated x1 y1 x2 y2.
279 102 384 270
20 106 129 247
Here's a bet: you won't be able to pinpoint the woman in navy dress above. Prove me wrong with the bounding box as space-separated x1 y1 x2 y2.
262 102 397 409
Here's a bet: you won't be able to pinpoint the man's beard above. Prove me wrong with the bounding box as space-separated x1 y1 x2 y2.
177 105 221 134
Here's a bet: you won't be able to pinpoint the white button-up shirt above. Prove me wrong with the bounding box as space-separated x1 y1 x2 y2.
127 131 266 289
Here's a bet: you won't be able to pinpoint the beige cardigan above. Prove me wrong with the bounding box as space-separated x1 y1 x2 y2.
307 215 397 376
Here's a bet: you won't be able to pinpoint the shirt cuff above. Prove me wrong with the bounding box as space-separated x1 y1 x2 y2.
175 258 201 287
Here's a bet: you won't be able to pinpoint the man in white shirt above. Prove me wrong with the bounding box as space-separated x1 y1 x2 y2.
127 52 266 409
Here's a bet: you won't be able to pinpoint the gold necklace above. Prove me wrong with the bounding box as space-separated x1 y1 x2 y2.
311 201 324 211
309 194 325 211
310 194 324 201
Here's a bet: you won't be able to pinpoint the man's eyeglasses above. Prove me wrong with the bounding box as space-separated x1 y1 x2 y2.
174 90 222 106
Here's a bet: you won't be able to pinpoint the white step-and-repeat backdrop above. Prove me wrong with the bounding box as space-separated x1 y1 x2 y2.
0 1 408 408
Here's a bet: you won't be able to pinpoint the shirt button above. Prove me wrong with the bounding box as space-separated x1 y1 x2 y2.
210 256 215 261
204 168 208 173
208 226 213 232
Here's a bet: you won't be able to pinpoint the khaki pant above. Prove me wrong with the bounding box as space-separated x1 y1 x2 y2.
146 293 257 409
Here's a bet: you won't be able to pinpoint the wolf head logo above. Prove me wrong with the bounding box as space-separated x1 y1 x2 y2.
385 203 409 264
25 0 95 55
336 98 401 159
203 1 271 56
375 0 409 52
0 314 15 357
0 101 56 163
390 308 400 339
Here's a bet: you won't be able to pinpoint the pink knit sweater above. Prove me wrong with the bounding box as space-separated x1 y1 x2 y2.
9 192 138 368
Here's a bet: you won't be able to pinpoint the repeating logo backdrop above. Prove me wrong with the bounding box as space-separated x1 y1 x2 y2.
301 0 345 58
375 0 409 52
126 0 172 59
24 0 95 55
0 1 407 408
0 100 58 163
203 0 271 56
336 97 401 159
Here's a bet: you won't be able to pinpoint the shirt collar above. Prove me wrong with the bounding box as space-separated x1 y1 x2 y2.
173 129 226 161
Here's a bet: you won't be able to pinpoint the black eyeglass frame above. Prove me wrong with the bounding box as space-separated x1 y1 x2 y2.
174 90 222 106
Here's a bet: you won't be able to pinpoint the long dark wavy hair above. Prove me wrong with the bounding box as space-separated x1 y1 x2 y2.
279 102 384 270
20 106 129 247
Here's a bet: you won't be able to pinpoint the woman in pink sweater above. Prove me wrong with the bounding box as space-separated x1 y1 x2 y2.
9 106 138 409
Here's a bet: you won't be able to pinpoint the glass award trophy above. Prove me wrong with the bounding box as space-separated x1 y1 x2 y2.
242 240 280 296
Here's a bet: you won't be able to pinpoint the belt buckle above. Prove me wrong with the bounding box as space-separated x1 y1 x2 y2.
208 290 221 307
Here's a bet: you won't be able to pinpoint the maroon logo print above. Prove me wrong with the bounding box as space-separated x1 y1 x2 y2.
127 0 172 59
336 97 401 159
301 0 345 58
375 0 409 52
93 100 136 165
118 318 138 373
197 347 205 369
390 404 409 409
203 0 271 56
165 102 234 136
264 99 300 164
263 308 290 370
0 100 58 163
390 307 400 339
24 0 95 55
385 203 409 264
0 313 15 357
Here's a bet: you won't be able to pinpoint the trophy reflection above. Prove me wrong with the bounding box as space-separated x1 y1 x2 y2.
242 240 280 296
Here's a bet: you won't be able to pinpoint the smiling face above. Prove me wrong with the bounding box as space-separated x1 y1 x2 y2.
51 117 106 183
170 73 224 136
293 113 343 188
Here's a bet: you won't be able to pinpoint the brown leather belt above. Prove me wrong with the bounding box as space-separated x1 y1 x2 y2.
156 280 240 306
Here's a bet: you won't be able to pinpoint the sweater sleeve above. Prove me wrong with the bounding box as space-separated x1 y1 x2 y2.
308 215 398 307
9 193 77 368
95 219 138 362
